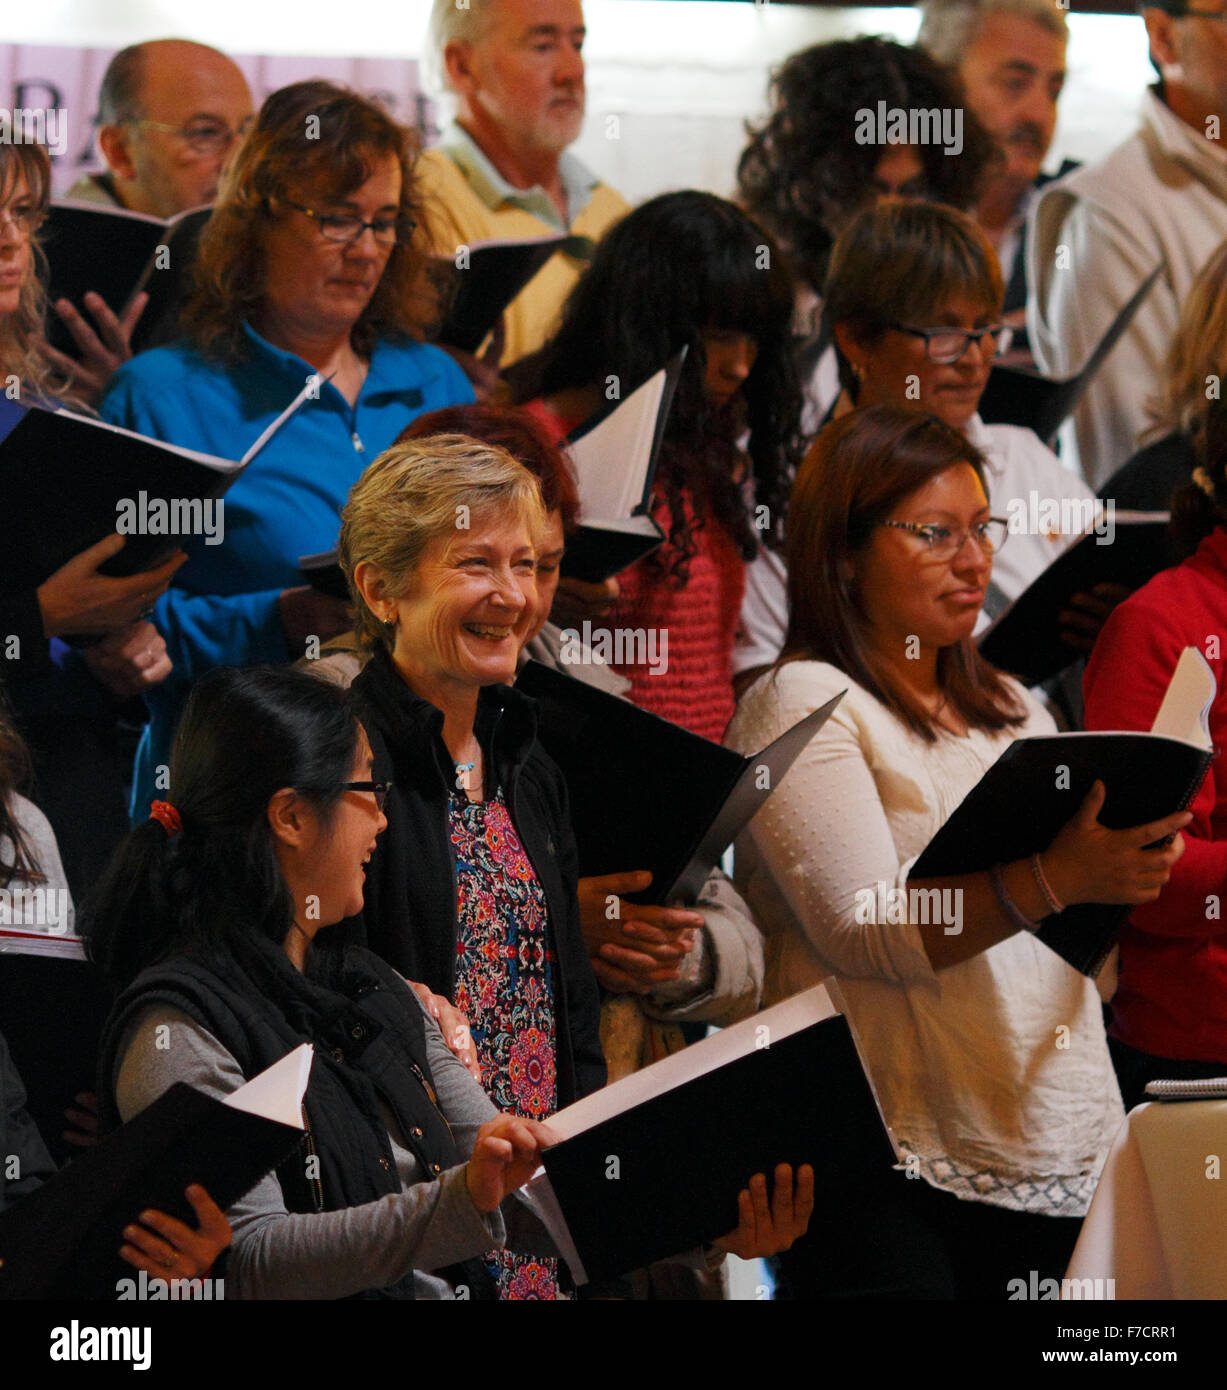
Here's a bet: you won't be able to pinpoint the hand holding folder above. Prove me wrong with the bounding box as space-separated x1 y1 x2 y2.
0 1045 312 1299
911 648 1215 976
523 985 888 1283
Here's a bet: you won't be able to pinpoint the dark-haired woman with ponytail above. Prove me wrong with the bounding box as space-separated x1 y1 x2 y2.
87 665 558 1299
1084 397 1227 1111
512 189 803 743
87 665 812 1298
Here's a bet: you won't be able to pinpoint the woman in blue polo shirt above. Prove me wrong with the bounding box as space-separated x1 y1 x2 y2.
100 81 473 817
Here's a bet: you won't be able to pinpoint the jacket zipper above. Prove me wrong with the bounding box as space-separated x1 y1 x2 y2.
302 1122 324 1212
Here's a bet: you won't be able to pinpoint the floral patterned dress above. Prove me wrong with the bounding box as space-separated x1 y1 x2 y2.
450 784 560 1300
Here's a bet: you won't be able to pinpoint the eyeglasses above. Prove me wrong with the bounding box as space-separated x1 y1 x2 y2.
282 199 417 246
880 518 1009 561
340 780 393 811
0 203 43 238
129 116 254 156
1178 7 1227 20
889 323 1014 364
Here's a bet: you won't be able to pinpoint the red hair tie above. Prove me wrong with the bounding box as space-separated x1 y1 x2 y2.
149 801 183 838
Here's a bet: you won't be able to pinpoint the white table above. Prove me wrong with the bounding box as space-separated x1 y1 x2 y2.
1066 1098 1227 1299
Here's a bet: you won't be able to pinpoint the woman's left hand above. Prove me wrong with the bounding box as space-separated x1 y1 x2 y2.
713 1163 814 1260
408 980 483 1082
120 1184 231 1282
38 290 149 407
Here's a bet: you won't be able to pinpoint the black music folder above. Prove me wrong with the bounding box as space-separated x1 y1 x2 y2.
0 1045 312 1299
526 985 894 1284
0 384 310 599
41 201 210 355
517 660 843 904
910 648 1215 977
978 265 1163 444
431 233 573 354
0 931 106 1168
297 548 349 601
977 511 1171 686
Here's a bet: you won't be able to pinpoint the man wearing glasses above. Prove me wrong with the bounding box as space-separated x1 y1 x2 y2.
1027 1 1227 488
66 39 252 218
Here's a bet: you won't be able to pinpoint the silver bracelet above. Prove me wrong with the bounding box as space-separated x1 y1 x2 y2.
1030 853 1064 916
989 862 1041 934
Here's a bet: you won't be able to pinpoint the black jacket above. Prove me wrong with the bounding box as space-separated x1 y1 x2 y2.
344 646 606 1107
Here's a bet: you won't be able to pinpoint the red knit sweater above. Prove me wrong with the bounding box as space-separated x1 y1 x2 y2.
524 398 746 742
1083 527 1227 1062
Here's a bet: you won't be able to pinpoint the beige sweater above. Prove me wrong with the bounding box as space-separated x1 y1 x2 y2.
727 661 1124 1215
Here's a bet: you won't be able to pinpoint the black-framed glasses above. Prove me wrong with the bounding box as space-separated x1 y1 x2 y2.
1177 7 1227 20
340 780 393 811
880 518 1009 561
282 199 416 246
889 322 1014 364
129 116 254 156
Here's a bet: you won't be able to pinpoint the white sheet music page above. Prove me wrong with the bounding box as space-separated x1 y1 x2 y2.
222 1043 313 1128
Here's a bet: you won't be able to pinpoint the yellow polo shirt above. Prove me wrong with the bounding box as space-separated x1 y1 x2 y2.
415 123 630 366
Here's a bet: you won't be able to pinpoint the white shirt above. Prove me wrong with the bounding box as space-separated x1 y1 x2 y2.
0 794 74 934
732 415 1095 672
726 661 1124 1213
1027 89 1227 488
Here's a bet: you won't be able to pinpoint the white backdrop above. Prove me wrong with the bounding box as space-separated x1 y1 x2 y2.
1 2 1158 205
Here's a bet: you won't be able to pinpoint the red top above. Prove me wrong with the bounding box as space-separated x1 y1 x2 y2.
524 397 746 742
1083 527 1227 1062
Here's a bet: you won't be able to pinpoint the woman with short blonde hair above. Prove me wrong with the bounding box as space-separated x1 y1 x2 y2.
340 434 590 1298
338 434 547 651
339 434 814 1297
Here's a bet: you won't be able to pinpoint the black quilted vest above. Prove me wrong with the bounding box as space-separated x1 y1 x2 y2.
97 936 494 1299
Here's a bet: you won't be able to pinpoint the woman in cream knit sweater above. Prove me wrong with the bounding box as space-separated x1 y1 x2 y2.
727 405 1188 1299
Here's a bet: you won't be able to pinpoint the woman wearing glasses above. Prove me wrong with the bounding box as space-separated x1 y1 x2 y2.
99 81 473 820
736 201 1101 687
0 140 188 894
85 644 812 1296
87 663 574 1300
727 405 1188 1299
825 200 1098 619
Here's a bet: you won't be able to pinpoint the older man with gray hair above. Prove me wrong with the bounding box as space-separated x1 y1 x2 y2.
415 0 629 368
918 0 1071 328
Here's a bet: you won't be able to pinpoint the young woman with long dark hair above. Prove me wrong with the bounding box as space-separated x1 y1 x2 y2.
512 189 803 742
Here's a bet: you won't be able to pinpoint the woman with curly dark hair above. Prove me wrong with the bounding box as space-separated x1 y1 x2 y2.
738 36 995 295
512 190 803 743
